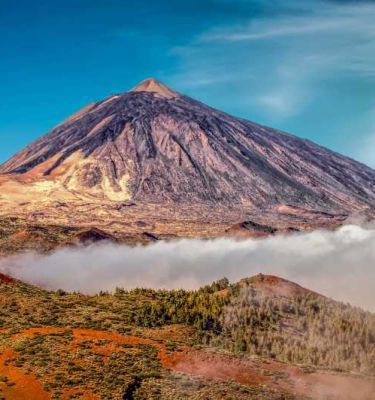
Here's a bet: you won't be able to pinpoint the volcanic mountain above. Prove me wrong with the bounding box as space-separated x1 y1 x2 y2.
0 78 374 242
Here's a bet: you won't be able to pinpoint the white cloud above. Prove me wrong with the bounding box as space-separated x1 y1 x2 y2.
1 225 375 312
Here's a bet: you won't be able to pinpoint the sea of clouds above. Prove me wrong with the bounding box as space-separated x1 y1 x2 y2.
0 224 374 311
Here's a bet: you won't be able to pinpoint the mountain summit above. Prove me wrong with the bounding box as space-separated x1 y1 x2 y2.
130 78 179 98
1 79 375 216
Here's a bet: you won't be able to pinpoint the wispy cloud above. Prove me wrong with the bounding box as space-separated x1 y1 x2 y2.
200 1 375 72
201 16 353 43
171 0 375 117
167 0 375 165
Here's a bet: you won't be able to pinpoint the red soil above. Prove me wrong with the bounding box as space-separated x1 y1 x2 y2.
0 349 50 400
243 273 322 298
0 273 14 284
11 327 66 341
161 349 268 386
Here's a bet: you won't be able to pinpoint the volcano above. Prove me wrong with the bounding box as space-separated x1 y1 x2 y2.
0 78 374 241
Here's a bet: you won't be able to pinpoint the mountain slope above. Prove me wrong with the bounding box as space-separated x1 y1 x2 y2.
1 78 375 213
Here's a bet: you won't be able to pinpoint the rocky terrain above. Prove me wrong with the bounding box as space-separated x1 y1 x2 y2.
0 78 374 246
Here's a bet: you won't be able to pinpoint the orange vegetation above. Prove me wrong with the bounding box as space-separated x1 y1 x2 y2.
1 326 374 400
62 388 99 400
1 327 167 399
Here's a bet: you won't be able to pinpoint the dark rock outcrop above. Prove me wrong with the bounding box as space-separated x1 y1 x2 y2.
73 228 117 244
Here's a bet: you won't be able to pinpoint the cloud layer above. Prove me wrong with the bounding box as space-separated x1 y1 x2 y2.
1 225 374 311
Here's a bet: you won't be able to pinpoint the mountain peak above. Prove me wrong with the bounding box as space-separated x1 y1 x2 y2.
0 78 375 213
130 78 178 98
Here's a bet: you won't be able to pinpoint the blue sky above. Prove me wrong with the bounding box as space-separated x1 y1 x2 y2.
0 0 374 166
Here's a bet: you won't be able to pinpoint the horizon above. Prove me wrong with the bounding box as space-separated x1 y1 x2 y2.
0 0 374 167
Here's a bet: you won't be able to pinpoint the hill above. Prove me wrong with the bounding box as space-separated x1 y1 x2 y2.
0 274 374 399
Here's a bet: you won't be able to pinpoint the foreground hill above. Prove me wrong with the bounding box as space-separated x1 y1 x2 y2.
0 273 374 399
0 79 375 243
